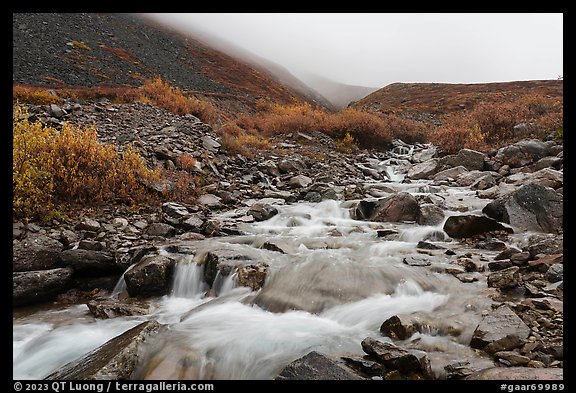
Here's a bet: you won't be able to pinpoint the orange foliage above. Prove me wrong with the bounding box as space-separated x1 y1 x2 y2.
175 154 198 171
13 86 61 105
216 122 271 157
138 77 218 124
13 104 160 220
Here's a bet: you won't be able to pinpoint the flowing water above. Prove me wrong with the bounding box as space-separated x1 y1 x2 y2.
13 149 507 380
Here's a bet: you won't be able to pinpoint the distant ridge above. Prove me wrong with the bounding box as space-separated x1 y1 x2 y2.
351 80 563 122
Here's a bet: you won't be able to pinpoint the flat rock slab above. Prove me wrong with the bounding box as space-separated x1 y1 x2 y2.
466 367 563 380
470 305 531 352
275 351 363 380
45 320 166 380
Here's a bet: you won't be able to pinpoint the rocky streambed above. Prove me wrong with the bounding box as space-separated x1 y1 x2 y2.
13 100 563 380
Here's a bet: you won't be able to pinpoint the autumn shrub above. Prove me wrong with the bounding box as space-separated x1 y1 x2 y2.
431 112 485 154
335 132 359 153
328 108 393 150
156 168 203 205
13 105 58 219
138 77 218 124
469 101 520 145
216 121 271 157
234 104 394 151
175 154 198 171
381 114 429 144
13 85 61 105
238 103 328 136
13 104 160 221
431 92 563 153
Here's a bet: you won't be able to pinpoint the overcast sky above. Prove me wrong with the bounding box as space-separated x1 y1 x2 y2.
145 13 563 88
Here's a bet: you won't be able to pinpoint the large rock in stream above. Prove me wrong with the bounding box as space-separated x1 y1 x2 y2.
45 320 166 380
443 215 513 239
370 192 420 222
275 351 363 380
124 255 175 297
482 183 563 233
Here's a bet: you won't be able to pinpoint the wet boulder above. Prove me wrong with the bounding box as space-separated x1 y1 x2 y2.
361 337 429 377
237 263 269 291
247 203 279 222
45 320 166 380
416 204 445 225
13 234 64 272
406 159 439 180
124 255 175 297
201 250 254 288
482 183 562 233
87 299 151 319
13 268 74 307
443 215 513 239
275 351 363 380
370 192 419 222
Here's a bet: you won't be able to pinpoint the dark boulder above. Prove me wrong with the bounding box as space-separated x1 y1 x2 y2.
482 183 562 233
443 215 513 239
248 203 279 222
370 193 419 222
124 255 175 297
275 351 363 380
438 148 485 171
13 268 74 307
361 337 424 375
13 234 63 272
61 249 118 276
87 299 150 319
495 139 550 168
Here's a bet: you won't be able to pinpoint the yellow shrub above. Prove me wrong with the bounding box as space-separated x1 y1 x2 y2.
13 104 160 221
431 112 485 154
138 78 218 124
13 105 58 219
216 122 271 157
335 132 358 153
13 85 61 105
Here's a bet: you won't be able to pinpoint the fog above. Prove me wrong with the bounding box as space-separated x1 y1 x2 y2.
144 13 563 88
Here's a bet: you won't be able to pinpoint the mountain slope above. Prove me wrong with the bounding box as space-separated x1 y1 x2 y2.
352 80 563 122
12 13 328 115
146 18 336 111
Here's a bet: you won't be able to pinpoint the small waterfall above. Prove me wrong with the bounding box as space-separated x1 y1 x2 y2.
212 271 237 296
171 259 209 298
110 263 136 298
